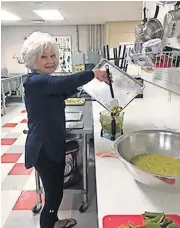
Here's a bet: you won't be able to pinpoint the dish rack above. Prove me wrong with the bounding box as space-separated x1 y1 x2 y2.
129 39 180 68
128 47 180 96
131 50 180 68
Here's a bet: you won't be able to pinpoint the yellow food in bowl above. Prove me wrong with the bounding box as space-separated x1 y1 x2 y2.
130 153 180 177
65 98 84 104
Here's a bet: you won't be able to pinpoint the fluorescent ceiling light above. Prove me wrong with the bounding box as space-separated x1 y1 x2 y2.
33 9 64 21
1 10 22 21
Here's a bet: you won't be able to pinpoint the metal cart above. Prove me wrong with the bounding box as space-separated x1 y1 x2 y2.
1 74 27 115
23 101 93 214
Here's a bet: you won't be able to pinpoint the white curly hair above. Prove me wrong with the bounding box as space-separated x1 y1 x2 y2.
21 31 59 71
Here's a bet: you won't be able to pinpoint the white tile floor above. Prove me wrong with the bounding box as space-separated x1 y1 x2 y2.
1 102 98 228
1 190 22 227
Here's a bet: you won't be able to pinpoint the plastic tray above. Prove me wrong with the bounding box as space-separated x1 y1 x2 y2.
82 59 144 111
66 122 84 129
65 112 83 121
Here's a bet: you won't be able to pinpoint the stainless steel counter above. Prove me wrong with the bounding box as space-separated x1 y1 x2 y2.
23 100 93 134
65 101 94 211
23 100 94 213
141 68 180 96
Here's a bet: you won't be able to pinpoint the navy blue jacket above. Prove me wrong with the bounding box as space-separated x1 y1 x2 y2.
23 70 94 169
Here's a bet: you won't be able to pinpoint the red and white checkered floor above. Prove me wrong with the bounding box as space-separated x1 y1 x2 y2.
1 103 97 228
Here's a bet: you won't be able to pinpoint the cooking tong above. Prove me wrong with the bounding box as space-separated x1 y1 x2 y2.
105 65 119 108
105 64 119 140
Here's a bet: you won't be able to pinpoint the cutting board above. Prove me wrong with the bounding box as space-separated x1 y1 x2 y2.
103 214 180 228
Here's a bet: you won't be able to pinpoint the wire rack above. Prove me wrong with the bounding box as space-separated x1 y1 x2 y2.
131 51 180 68
134 52 180 95
126 44 180 95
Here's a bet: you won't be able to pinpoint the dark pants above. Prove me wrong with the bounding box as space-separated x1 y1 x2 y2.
34 148 65 228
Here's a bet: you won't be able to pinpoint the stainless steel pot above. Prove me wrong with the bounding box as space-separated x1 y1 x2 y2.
114 130 180 192
143 5 164 40
163 2 180 38
134 38 143 53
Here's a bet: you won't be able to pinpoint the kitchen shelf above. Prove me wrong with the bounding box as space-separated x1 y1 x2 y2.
141 67 180 96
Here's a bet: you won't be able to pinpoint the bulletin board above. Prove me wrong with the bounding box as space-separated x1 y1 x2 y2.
53 36 73 73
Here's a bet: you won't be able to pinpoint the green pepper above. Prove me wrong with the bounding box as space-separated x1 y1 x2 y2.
146 215 165 224
145 222 161 228
128 224 136 228
143 212 164 219
144 216 152 222
160 218 173 227
166 222 179 228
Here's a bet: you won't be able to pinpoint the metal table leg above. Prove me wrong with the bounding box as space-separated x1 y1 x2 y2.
22 130 43 214
79 133 89 213
1 83 6 115
23 130 91 214
32 170 43 214
20 76 25 103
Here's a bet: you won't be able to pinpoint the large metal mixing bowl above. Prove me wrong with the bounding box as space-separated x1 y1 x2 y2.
114 130 180 192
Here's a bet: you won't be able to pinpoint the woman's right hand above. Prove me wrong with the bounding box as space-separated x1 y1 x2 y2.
93 69 113 84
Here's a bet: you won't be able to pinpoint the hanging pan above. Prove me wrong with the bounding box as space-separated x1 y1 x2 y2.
143 4 164 40
135 7 147 41
163 1 180 38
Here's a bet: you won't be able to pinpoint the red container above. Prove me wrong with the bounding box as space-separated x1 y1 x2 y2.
103 214 180 228
155 56 173 68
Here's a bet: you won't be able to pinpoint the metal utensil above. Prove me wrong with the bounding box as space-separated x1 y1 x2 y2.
134 38 143 54
135 7 148 40
117 45 122 67
105 64 119 108
114 130 180 192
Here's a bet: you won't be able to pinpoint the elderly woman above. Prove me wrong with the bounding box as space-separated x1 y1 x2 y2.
21 31 111 228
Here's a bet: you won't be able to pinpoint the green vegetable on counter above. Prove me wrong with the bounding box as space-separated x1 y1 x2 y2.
145 215 165 224
128 224 137 228
143 212 165 219
166 222 179 228
119 212 179 228
161 219 173 227
142 212 179 228
145 222 161 228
